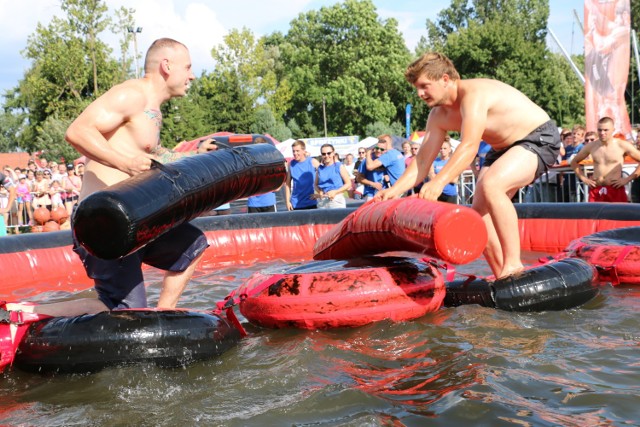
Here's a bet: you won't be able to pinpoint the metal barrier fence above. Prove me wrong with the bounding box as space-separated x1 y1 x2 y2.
457 164 637 204
1 199 33 232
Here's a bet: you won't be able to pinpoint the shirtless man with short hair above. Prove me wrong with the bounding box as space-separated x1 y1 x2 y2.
6 38 216 318
375 52 560 279
570 116 640 202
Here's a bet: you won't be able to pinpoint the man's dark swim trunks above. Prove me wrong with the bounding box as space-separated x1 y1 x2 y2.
483 120 561 179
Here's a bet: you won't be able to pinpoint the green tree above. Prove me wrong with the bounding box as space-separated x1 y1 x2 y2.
0 107 26 152
278 0 412 137
5 0 121 153
425 0 548 49
249 105 292 141
110 6 136 81
364 120 404 138
62 0 111 96
160 82 209 147
35 115 79 163
418 0 584 127
159 70 256 146
211 28 293 118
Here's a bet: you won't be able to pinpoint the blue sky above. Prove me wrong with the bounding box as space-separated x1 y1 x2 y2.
0 0 585 95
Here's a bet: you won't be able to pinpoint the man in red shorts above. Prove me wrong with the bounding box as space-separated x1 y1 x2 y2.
570 116 640 202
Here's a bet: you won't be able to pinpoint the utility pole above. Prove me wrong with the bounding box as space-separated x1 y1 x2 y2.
127 26 143 78
322 96 328 137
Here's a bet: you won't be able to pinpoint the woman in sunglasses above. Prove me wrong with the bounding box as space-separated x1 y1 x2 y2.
314 144 351 209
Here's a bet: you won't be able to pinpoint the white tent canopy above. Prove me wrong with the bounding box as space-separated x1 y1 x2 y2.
276 135 459 159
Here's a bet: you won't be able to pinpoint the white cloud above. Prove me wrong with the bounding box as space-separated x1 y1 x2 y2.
106 0 227 74
0 0 586 95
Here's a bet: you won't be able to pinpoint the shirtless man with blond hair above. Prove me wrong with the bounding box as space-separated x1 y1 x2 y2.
6 38 216 318
570 116 640 203
375 52 560 279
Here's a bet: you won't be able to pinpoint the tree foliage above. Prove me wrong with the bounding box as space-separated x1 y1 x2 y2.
0 106 26 153
4 0 121 154
110 6 137 81
2 0 632 158
35 115 78 163
277 0 412 137
419 0 584 127
62 0 111 96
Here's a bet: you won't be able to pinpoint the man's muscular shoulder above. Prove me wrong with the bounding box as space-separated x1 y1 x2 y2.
97 80 148 117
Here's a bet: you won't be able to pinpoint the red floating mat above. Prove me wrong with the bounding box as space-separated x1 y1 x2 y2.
565 226 640 285
313 198 487 265
238 256 445 329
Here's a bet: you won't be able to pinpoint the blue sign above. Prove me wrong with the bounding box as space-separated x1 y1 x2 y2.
405 103 412 139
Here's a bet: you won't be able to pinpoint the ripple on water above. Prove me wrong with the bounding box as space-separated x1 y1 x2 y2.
1 256 639 426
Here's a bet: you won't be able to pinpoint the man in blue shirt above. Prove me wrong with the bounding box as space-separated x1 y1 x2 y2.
285 140 320 210
364 134 406 187
355 148 385 200
247 192 277 213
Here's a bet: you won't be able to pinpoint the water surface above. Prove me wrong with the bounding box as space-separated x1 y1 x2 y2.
1 254 639 426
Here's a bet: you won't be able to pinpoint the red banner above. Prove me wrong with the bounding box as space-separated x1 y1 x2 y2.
584 0 631 139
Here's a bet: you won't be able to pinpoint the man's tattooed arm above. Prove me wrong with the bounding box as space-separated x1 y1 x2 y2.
153 138 218 164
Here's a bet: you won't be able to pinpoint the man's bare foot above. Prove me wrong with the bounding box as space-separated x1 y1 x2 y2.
496 265 525 279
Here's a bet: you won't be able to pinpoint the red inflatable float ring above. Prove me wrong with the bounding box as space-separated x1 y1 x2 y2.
238 256 445 329
565 226 640 285
313 198 487 265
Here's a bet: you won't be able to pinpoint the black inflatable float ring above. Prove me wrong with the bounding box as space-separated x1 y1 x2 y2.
444 258 598 311
13 309 242 374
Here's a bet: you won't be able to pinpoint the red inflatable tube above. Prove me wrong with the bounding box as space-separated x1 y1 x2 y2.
313 198 487 265
238 257 445 329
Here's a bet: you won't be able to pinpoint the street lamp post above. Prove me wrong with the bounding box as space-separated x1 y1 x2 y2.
127 26 142 78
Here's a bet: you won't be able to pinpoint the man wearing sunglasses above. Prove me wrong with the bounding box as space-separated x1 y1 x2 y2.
364 134 406 187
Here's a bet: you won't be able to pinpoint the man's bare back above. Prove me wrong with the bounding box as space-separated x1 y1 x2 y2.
429 79 550 150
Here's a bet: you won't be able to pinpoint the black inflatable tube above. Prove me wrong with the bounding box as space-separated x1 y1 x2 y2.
13 310 242 374
444 258 598 312
571 225 640 246
514 202 640 221
73 144 286 259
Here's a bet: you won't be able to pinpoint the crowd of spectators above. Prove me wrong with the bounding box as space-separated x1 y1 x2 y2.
285 134 457 210
1 158 84 229
281 123 640 210
2 123 640 232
